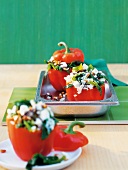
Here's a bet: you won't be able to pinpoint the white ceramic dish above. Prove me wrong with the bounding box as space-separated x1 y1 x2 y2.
0 139 82 170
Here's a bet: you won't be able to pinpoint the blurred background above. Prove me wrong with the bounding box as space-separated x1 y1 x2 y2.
0 0 128 64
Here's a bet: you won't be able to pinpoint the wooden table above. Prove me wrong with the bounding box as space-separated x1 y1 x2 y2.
0 64 128 170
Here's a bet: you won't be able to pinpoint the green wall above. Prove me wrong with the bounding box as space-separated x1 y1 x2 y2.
0 0 128 64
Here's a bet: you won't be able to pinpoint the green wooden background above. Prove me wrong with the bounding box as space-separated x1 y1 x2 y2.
0 0 128 64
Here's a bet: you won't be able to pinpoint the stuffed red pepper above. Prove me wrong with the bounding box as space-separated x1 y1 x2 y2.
65 63 107 101
47 42 84 91
6 99 58 161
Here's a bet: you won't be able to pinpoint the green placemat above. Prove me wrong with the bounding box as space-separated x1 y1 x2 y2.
2 86 128 125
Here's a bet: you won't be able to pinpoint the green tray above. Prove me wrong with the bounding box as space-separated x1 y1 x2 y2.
2 86 128 125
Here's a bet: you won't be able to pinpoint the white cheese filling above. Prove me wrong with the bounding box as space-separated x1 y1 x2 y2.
65 64 106 95
7 100 56 132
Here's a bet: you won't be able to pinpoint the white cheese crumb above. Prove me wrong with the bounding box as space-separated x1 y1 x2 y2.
7 105 17 116
49 56 54 62
40 109 50 121
31 126 37 132
20 105 29 116
99 78 106 82
73 81 80 88
60 62 67 68
34 118 42 127
45 118 55 134
77 85 84 94
64 75 71 83
87 84 94 89
98 71 105 76
92 68 98 74
36 101 44 111
30 99 36 109
82 63 88 70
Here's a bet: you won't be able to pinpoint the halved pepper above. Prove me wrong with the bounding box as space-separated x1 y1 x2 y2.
48 42 84 91
53 121 88 151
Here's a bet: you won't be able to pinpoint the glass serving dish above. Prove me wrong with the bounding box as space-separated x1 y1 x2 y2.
35 71 119 117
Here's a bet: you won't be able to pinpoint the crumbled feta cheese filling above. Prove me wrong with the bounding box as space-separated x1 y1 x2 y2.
7 100 57 134
65 64 107 94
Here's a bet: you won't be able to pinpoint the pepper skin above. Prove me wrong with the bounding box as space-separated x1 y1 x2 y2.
53 42 84 63
48 42 84 91
66 84 105 101
48 69 69 91
7 119 56 161
53 121 88 151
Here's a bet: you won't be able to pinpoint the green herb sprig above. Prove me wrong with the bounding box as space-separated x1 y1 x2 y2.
26 153 67 170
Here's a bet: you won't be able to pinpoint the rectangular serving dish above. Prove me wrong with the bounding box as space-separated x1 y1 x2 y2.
35 71 119 117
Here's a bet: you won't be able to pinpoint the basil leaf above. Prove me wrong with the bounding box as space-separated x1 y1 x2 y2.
41 122 49 139
26 153 66 170
14 100 31 109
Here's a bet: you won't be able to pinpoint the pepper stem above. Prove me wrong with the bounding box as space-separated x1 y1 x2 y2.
58 42 71 54
64 121 85 134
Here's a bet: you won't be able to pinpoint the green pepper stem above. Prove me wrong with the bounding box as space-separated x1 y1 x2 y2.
64 121 85 134
58 42 71 54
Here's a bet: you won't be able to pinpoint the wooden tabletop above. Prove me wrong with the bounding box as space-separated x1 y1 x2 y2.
0 64 128 170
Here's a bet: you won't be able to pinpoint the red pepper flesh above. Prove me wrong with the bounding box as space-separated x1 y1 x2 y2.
48 69 69 91
66 84 105 101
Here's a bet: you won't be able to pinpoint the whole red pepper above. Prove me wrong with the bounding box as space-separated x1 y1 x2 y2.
48 42 84 91
53 121 88 151
53 42 84 63
66 84 105 101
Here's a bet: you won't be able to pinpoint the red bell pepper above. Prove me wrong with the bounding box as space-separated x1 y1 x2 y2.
53 121 88 151
7 119 57 161
66 84 105 101
48 42 84 91
53 42 84 63
48 69 69 92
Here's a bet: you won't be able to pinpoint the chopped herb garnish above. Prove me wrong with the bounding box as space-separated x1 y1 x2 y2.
89 81 102 94
65 84 73 89
47 60 84 72
87 64 94 71
69 61 83 67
